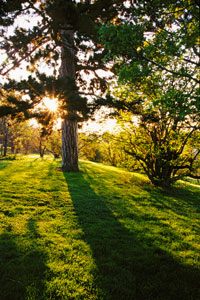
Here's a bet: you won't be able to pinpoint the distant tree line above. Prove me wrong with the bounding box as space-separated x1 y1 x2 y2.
0 118 61 159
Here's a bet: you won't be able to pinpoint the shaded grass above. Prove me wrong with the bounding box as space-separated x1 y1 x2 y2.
0 156 200 299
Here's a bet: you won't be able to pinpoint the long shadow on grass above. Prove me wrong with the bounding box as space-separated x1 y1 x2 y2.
0 220 48 300
143 184 200 217
64 168 200 300
0 161 11 170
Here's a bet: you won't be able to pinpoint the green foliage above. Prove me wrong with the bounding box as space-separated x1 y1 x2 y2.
100 0 200 85
0 89 33 121
45 129 61 158
99 131 139 170
98 0 200 187
79 131 139 170
79 133 102 162
0 117 62 158
0 156 200 299
110 72 200 187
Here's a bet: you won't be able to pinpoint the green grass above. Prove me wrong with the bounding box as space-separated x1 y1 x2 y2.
0 155 200 300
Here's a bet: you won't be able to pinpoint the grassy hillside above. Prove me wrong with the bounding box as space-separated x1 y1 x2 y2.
0 155 200 300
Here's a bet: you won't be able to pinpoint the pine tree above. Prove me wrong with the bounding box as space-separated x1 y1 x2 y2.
0 0 127 171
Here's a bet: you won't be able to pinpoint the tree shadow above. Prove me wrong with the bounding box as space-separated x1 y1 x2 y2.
63 169 200 300
0 161 11 170
0 219 48 300
143 184 200 216
47 162 56 176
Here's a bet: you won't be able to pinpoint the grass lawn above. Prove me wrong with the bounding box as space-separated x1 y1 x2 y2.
0 155 200 300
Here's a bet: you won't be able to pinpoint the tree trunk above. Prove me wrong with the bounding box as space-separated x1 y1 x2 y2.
59 26 79 172
3 130 8 157
11 143 15 154
62 119 78 171
3 118 8 157
39 138 46 158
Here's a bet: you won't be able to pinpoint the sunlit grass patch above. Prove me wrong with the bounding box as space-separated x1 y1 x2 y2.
0 156 200 300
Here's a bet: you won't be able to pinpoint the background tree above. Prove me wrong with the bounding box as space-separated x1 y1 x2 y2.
97 0 200 187
0 0 128 171
78 131 139 170
45 130 61 158
110 73 200 187
9 121 37 155
0 117 9 156
99 131 138 169
0 115 62 158
79 132 102 162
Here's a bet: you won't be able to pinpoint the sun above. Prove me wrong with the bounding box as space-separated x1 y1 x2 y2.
43 97 58 112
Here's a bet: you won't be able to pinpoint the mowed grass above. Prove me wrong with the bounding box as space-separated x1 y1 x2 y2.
0 155 200 300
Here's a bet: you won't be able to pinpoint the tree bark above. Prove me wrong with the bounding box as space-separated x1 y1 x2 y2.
3 130 8 157
3 118 8 157
39 139 45 158
61 119 78 171
59 27 79 171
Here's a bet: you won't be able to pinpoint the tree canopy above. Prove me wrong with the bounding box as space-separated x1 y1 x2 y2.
98 0 200 187
100 0 200 85
0 0 128 170
111 75 199 187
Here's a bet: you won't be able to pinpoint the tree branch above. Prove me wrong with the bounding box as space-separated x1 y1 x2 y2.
143 56 200 84
177 128 196 156
186 174 200 179
0 36 49 76
76 64 109 72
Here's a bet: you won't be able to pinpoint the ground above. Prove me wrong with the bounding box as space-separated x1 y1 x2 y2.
0 155 200 300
